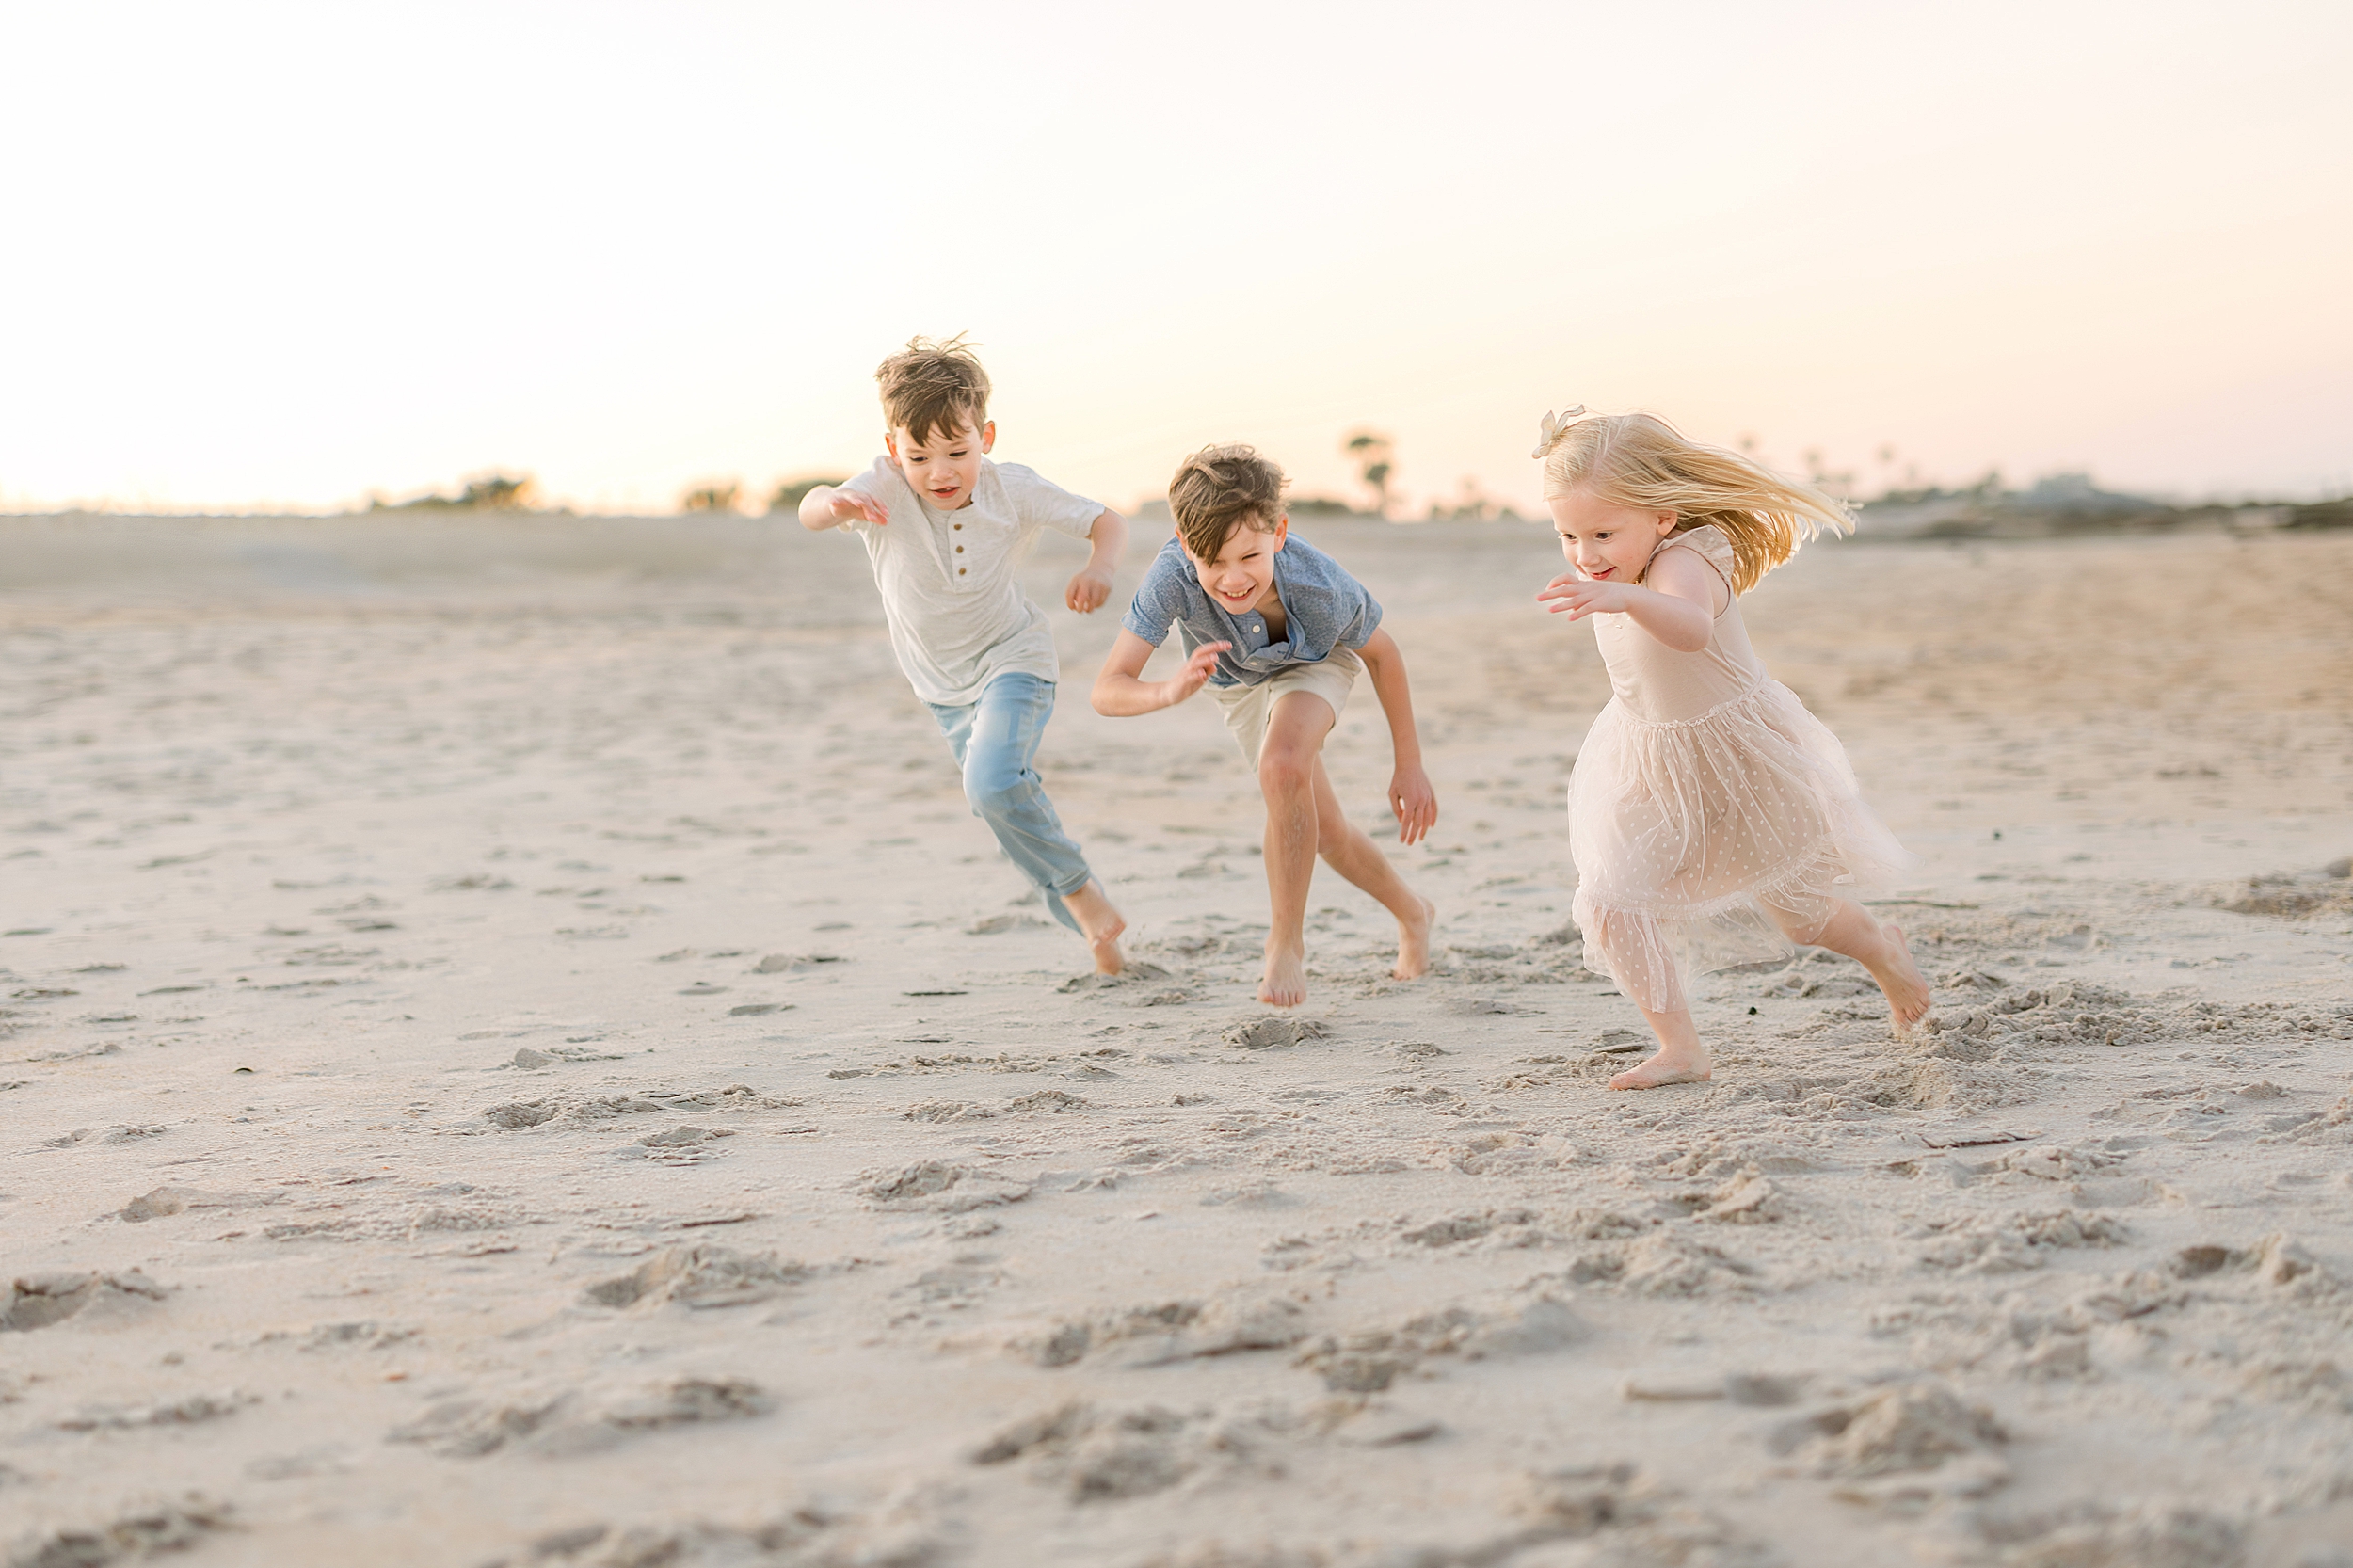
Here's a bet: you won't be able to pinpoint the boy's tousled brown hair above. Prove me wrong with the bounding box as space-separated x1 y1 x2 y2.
876 334 990 447
1169 443 1286 560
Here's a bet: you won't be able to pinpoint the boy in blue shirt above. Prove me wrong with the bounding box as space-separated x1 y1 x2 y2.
1093 444 1436 1007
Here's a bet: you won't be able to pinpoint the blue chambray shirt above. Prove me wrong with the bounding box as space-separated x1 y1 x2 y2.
1120 532 1383 688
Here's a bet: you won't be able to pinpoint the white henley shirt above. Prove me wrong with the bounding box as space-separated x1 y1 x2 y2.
833 455 1102 708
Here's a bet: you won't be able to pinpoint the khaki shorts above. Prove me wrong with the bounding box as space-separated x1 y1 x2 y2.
1209 647 1362 768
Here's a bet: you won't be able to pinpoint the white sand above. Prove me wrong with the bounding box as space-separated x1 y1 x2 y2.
3 514 2350 1568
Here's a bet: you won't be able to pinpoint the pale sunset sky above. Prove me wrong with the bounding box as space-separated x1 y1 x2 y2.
3 1 2347 516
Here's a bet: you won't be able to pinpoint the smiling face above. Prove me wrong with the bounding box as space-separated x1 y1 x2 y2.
1187 512 1287 616
886 417 994 511
1548 488 1677 583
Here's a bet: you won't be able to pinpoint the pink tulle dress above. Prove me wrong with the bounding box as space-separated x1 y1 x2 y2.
1567 524 1913 1012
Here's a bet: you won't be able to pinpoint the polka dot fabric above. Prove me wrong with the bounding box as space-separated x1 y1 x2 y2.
1567 525 1914 1012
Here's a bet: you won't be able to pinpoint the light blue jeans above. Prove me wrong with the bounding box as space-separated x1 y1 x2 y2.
927 673 1091 933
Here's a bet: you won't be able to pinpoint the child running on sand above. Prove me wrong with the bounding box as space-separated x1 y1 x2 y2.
1532 408 1930 1090
797 336 1129 973
1093 444 1436 1007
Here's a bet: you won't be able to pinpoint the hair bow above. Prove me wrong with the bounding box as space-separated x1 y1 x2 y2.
1530 406 1587 459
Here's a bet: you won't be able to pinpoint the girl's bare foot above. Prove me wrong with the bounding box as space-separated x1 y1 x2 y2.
1609 1049 1713 1091
1259 944 1307 1007
1062 881 1126 976
1866 922 1930 1035
1391 896 1435 981
1619 1004 1710 1090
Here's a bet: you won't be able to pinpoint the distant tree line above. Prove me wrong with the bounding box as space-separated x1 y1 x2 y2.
349 443 2353 528
370 473 541 512
363 472 859 517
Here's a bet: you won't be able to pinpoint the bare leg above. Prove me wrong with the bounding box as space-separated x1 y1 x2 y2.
1779 898 1931 1034
1060 880 1126 976
1579 907 1708 1089
1307 755 1433 980
1254 694 1336 1007
1612 1004 1713 1090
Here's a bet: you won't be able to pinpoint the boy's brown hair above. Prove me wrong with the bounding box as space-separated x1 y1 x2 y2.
876 335 990 447
1168 443 1286 560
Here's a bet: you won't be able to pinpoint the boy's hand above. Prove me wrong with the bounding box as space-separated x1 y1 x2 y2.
1065 565 1114 613
1388 761 1437 845
1537 570 1633 619
828 490 891 528
1163 641 1231 707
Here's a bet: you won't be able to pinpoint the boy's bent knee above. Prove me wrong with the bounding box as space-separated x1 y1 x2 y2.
1257 748 1314 797
964 766 1031 821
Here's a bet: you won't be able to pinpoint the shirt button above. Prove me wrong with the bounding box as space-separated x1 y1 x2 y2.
955 545 964 552
953 523 962 530
958 568 967 575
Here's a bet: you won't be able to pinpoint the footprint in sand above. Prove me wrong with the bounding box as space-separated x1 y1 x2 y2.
391 1378 774 1459
753 953 844 974
1220 1017 1329 1050
58 1392 258 1431
580 1246 812 1310
7 1499 232 1561
1 1269 171 1332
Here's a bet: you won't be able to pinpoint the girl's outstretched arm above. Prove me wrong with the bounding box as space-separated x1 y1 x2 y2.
1356 628 1437 844
1092 629 1230 716
1535 547 1720 651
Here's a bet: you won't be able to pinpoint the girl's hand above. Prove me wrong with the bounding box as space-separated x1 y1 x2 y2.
1537 570 1634 619
1388 762 1436 845
828 490 891 528
1162 641 1231 706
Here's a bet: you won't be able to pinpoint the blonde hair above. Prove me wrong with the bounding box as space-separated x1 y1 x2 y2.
1168 443 1286 560
1536 410 1850 594
876 335 990 446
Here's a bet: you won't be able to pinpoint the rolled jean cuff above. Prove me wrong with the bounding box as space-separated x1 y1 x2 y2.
928 673 1092 930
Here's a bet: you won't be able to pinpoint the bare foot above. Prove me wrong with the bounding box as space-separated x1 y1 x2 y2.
1866 922 1930 1035
1062 881 1126 976
1608 1049 1713 1091
1390 896 1435 981
1258 944 1307 1007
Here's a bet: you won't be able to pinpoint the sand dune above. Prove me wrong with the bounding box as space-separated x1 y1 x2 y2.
3 515 2349 1567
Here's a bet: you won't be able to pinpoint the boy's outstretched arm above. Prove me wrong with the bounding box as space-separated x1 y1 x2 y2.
796 484 889 533
1065 509 1128 613
1092 630 1230 717
1356 628 1438 845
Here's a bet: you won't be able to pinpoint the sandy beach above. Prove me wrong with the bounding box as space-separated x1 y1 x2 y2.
4 512 2351 1568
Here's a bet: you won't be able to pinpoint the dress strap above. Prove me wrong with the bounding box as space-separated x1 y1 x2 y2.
1653 524 1735 616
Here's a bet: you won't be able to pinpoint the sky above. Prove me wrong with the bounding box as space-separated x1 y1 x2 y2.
3 0 2348 517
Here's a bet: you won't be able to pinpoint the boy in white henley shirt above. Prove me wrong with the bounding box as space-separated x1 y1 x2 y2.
797 337 1129 972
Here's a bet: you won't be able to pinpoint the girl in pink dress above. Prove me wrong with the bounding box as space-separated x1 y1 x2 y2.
1531 408 1931 1091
